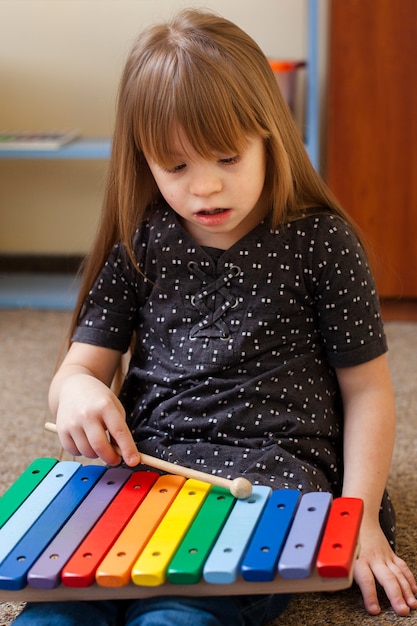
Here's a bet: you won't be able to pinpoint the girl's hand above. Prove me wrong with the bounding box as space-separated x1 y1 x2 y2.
336 357 417 615
354 524 417 616
49 342 141 467
55 373 140 467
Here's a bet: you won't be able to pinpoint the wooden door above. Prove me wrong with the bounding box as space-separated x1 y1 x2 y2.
326 0 417 297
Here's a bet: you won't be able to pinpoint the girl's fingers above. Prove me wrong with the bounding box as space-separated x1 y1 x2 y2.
108 425 141 467
355 553 417 616
56 420 120 466
354 560 381 615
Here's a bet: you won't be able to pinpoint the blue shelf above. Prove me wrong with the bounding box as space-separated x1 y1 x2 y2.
0 5 319 167
0 273 79 310
0 138 111 160
305 0 319 171
0 1 320 310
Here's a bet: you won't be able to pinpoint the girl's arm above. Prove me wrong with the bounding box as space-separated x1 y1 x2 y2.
336 354 417 616
48 341 140 467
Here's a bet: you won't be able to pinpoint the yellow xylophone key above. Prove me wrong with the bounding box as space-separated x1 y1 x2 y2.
95 474 185 588
131 479 212 587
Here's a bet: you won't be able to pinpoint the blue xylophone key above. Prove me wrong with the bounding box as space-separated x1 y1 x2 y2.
203 485 271 584
240 489 301 582
27 466 133 589
0 461 82 566
278 491 333 579
0 464 105 590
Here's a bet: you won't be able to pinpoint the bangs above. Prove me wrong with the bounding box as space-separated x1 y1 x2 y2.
129 38 268 168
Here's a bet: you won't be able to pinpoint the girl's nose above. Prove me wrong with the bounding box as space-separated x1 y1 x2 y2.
189 165 222 197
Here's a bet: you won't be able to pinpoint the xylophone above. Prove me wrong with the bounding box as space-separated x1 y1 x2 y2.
0 458 363 602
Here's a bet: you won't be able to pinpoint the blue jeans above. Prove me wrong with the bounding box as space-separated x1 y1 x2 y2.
12 594 291 625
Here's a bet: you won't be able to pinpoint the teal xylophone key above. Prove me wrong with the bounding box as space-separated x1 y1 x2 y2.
167 485 236 584
0 461 82 565
0 458 58 529
27 467 135 589
0 464 105 589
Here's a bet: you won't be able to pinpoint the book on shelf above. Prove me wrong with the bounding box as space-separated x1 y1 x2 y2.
0 131 79 150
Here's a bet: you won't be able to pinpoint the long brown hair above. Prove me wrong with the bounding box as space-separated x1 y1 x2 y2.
70 8 352 344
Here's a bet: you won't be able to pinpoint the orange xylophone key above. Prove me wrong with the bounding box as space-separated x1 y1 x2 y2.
95 474 186 587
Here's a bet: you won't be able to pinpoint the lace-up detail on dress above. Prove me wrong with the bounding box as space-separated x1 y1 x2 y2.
187 261 241 340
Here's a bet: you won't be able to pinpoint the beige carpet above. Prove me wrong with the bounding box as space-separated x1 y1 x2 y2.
0 309 416 625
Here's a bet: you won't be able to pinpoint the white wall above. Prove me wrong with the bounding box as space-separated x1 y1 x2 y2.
0 0 311 255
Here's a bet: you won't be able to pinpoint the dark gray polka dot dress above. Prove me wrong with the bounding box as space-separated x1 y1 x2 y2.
73 205 395 544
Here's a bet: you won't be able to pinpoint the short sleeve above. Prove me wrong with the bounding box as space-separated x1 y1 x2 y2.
307 216 387 368
72 243 141 353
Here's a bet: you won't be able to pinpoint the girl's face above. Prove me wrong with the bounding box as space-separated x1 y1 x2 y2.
145 129 268 249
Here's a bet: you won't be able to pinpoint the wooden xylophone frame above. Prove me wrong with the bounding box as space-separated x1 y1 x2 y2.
0 563 359 602
0 459 363 602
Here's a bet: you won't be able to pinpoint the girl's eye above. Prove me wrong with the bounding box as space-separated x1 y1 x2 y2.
219 155 240 165
165 163 186 174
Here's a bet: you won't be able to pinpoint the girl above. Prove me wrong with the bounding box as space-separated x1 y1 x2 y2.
14 8 416 625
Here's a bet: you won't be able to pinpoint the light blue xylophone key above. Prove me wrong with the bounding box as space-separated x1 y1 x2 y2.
0 464 106 590
27 466 133 589
278 491 333 579
203 485 271 584
240 489 301 582
0 461 82 565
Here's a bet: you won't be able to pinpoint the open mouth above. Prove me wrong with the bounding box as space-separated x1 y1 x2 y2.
198 208 227 216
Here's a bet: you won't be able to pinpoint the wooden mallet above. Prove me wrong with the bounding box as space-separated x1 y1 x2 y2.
44 422 253 499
